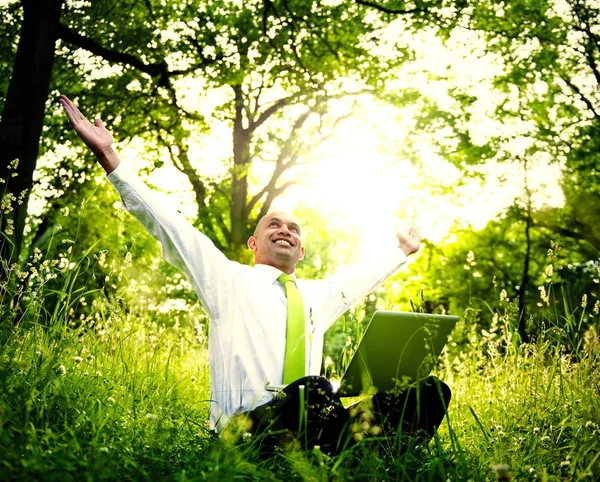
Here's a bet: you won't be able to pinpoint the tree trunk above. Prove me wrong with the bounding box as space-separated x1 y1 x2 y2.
230 84 252 253
0 0 63 269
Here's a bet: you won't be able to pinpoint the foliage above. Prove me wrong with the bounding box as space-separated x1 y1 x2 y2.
0 1 20 111
2 0 600 475
1 233 599 480
33 0 414 259
388 206 600 348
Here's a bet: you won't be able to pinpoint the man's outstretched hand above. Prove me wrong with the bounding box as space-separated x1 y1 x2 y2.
59 95 120 174
396 226 421 256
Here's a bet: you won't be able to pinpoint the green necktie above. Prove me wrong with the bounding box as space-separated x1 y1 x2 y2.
278 273 306 384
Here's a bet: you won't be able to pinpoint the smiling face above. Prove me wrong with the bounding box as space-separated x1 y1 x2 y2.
247 211 305 274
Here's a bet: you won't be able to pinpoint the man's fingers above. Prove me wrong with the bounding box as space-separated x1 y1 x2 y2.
60 98 82 126
59 96 75 121
95 117 104 128
59 94 88 125
406 226 419 238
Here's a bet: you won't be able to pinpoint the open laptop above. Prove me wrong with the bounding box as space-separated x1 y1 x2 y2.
266 310 458 396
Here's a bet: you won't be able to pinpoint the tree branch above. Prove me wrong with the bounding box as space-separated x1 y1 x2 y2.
256 180 297 222
557 68 599 118
58 23 169 78
58 23 211 82
571 7 600 91
156 132 227 251
281 0 340 61
247 96 295 134
246 105 318 214
261 0 309 72
355 0 426 15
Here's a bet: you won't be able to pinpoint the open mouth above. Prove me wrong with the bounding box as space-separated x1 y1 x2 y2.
273 239 292 247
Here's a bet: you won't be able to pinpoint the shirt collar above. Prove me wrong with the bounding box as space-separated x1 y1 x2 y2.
253 263 296 284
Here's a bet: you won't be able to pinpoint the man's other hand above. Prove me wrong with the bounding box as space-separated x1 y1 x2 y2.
396 226 421 256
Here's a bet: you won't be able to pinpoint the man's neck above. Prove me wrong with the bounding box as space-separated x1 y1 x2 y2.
254 262 295 275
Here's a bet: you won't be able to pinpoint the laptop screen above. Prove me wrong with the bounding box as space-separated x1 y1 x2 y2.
337 311 458 396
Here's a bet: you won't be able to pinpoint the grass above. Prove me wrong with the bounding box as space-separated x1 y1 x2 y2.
1 249 599 481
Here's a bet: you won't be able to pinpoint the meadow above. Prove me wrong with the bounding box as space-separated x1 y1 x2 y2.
1 247 599 481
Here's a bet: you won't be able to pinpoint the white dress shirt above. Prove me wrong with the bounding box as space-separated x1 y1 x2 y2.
108 163 408 431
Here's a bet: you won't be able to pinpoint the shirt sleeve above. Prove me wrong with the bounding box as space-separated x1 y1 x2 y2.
107 163 233 321
322 248 408 329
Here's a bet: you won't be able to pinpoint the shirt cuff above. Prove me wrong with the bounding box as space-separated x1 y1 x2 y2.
384 246 408 269
107 161 132 181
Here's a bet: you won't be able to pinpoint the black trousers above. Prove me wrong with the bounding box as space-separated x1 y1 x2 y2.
233 376 451 456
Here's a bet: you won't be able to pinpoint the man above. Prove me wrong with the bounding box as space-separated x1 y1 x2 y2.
59 95 450 455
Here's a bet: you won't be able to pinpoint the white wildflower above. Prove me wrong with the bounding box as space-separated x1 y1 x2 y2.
466 250 475 265
538 286 549 305
5 219 14 235
1 193 16 213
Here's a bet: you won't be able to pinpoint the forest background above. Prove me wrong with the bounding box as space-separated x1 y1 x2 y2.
1 0 599 480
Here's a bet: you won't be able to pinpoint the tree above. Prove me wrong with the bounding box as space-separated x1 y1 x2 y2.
356 0 600 338
0 0 416 274
53 0 407 257
0 0 64 270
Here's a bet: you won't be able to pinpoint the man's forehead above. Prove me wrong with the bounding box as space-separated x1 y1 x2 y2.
259 212 301 229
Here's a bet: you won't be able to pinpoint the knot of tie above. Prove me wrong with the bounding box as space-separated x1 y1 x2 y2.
278 273 295 286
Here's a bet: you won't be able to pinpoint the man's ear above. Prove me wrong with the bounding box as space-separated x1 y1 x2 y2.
247 236 257 253
298 246 305 261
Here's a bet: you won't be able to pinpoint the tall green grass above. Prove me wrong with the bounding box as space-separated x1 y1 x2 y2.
1 245 599 481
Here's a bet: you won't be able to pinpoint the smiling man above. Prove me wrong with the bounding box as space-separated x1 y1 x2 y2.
60 95 450 455
248 212 305 273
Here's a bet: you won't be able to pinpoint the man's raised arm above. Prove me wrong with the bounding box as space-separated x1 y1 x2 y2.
320 224 421 327
59 95 120 174
59 94 233 321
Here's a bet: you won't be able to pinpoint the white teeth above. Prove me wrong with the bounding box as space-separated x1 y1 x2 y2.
275 239 291 246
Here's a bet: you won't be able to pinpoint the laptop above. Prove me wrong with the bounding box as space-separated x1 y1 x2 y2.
266 310 458 396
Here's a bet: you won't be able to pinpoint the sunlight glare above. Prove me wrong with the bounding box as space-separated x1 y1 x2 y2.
270 100 565 260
